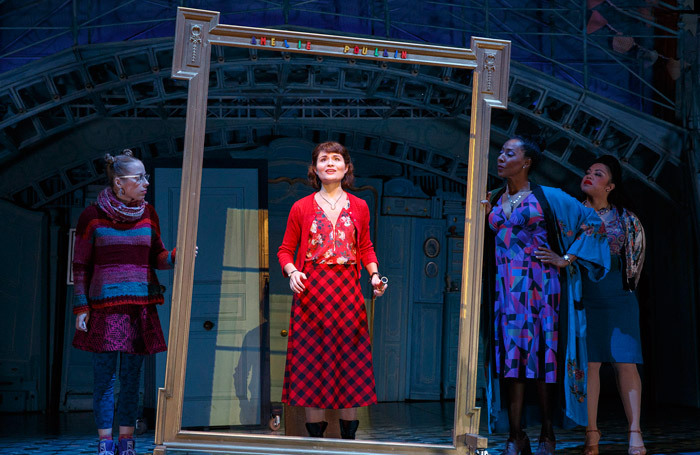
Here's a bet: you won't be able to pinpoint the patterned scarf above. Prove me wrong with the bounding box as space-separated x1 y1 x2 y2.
97 187 147 222
620 208 646 290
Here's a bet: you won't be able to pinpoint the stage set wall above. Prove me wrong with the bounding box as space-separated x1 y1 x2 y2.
0 113 697 429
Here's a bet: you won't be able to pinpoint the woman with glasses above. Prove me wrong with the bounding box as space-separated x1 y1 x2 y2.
72 150 173 455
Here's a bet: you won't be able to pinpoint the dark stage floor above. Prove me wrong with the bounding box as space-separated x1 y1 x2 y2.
1 402 699 454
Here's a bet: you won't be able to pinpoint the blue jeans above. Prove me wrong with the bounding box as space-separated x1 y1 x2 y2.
93 352 144 430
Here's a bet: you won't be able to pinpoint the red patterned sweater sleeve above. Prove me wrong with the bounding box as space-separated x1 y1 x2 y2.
72 206 97 314
356 197 378 267
148 206 176 270
277 200 303 275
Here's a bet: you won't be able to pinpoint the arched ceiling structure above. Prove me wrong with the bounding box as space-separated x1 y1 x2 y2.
0 38 688 209
1 1 691 115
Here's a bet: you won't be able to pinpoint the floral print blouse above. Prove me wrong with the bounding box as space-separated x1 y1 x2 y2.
305 199 357 265
598 208 625 255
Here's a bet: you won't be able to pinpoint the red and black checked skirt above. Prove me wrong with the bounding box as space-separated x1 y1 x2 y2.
282 263 377 409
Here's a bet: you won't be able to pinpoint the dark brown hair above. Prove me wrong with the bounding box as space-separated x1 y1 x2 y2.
307 141 355 189
590 154 627 211
511 135 546 172
104 149 142 188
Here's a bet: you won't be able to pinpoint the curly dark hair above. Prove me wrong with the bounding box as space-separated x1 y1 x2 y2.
307 141 355 189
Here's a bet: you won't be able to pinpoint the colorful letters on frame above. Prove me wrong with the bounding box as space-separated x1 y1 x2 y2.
251 36 409 59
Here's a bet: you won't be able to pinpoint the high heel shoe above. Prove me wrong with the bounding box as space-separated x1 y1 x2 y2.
535 437 555 455
500 433 532 455
583 429 601 455
628 430 647 455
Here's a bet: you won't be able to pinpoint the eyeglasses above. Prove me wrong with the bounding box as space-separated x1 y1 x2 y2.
119 173 150 183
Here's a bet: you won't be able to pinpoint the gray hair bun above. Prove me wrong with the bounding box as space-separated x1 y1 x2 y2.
104 153 116 166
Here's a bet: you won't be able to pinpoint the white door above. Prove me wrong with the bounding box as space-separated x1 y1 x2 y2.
156 168 263 428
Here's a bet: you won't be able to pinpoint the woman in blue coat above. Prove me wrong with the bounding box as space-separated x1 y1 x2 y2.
484 136 610 455
579 155 646 455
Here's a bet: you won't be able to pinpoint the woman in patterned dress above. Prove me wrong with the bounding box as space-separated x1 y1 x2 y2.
483 137 610 455
72 150 175 455
579 155 646 455
277 141 387 439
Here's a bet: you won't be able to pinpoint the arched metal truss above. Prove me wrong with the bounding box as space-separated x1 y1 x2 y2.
1 1 690 115
0 38 688 208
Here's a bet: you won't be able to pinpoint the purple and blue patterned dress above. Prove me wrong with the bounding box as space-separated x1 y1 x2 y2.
489 192 562 383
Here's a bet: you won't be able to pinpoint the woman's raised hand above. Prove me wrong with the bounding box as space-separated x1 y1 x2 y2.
480 191 493 214
289 270 307 294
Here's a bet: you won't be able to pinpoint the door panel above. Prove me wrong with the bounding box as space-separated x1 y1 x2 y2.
409 303 443 400
412 221 445 303
407 218 446 400
442 237 464 399
373 216 411 402
156 168 261 428
0 200 45 412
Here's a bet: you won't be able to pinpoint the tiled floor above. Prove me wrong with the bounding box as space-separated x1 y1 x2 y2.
1 403 699 454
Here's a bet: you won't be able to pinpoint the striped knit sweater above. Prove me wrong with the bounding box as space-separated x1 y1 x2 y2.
72 203 175 314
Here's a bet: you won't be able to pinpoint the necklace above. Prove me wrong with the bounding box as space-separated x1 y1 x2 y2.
584 200 612 216
505 183 530 210
506 192 527 209
318 190 344 210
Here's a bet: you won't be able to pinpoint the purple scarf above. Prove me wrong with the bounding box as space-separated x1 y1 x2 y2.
97 187 147 222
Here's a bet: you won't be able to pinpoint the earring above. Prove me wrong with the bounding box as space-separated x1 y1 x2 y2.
119 188 125 196
606 188 610 192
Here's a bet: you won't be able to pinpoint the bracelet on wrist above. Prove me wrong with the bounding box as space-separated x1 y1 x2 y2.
288 269 299 278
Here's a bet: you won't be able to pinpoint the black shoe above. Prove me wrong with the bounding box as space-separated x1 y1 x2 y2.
339 419 360 440
501 433 532 455
305 421 328 437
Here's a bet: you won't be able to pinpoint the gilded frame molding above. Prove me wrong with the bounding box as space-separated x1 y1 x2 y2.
155 7 510 454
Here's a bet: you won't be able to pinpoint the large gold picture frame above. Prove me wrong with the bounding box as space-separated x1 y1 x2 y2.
154 7 510 454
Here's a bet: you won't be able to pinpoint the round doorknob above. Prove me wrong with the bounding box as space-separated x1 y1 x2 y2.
280 329 288 337
203 320 214 331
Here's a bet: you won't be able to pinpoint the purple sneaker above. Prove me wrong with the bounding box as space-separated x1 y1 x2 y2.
117 437 136 455
97 439 116 455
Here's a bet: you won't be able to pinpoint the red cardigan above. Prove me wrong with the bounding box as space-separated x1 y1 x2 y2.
277 192 379 276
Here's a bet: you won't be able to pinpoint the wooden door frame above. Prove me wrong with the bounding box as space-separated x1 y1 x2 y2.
155 6 510 455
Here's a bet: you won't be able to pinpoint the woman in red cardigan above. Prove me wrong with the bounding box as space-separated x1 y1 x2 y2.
277 141 387 440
